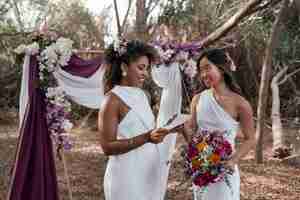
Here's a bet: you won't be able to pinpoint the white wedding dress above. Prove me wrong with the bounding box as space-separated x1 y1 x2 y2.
103 86 164 200
194 89 240 200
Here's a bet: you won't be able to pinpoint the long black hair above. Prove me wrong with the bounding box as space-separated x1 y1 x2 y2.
196 48 242 95
103 40 157 93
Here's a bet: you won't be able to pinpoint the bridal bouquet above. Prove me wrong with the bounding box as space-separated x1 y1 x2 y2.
182 129 234 192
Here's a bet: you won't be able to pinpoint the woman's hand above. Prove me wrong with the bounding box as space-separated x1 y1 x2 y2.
221 156 239 172
168 124 185 133
149 128 169 144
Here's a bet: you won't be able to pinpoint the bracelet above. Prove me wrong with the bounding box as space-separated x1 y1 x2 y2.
129 138 134 147
146 132 152 143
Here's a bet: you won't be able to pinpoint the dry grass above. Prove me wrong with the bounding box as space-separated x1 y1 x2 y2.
1 124 300 200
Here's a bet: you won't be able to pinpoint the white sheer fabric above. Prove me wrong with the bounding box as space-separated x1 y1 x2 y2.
19 59 105 128
53 66 105 109
151 62 183 198
19 53 32 126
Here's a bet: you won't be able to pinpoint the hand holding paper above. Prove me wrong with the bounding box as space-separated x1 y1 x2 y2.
163 114 190 134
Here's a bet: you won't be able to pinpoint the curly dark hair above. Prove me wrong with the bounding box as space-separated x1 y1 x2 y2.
196 48 242 95
103 40 158 93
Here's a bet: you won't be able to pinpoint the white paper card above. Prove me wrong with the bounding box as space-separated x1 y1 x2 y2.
163 114 190 130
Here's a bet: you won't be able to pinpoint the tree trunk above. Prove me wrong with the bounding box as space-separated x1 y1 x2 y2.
293 0 300 23
246 41 259 91
271 66 288 150
255 0 289 164
135 0 147 40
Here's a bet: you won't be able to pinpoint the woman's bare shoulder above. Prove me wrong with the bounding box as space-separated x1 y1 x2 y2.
100 92 121 113
232 93 253 115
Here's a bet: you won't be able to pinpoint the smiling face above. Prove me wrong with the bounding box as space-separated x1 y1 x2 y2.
122 55 150 88
198 56 224 88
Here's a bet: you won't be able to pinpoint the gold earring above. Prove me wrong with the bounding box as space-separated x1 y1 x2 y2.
121 64 127 77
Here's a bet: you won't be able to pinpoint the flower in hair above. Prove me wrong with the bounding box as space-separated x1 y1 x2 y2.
225 52 237 71
113 36 128 56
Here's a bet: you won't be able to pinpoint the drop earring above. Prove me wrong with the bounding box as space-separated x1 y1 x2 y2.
121 64 127 77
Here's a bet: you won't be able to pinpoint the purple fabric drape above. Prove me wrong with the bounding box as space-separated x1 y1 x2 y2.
7 56 59 200
62 54 103 78
8 52 104 200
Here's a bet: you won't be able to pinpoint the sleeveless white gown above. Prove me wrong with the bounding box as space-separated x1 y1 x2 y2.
194 89 240 200
103 86 164 200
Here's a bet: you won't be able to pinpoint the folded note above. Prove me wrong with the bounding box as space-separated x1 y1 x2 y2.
163 114 190 131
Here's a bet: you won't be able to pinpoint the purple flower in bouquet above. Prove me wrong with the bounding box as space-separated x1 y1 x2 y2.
188 144 199 158
182 129 234 193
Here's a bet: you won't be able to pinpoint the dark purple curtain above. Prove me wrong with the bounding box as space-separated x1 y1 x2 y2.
62 54 104 78
7 56 59 200
7 53 103 200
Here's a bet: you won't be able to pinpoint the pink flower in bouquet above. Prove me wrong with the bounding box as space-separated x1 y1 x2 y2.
188 144 199 158
182 129 234 191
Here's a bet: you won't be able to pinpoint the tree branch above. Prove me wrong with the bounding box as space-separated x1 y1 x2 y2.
10 0 24 32
113 0 122 36
0 0 12 16
0 31 31 38
146 0 160 19
214 0 226 18
200 0 283 48
278 67 300 85
247 0 282 16
121 0 133 33
273 65 289 85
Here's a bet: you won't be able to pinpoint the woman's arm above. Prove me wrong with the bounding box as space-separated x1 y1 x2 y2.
227 97 256 166
98 93 168 156
182 94 200 143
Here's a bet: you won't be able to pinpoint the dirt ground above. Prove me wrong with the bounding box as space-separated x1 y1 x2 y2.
1 123 300 200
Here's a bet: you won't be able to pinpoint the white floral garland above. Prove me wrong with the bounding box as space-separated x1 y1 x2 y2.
153 45 198 79
38 38 73 80
15 37 74 150
14 42 40 55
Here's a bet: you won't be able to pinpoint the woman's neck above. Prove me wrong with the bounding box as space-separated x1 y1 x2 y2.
212 81 230 96
119 79 137 88
120 79 131 86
